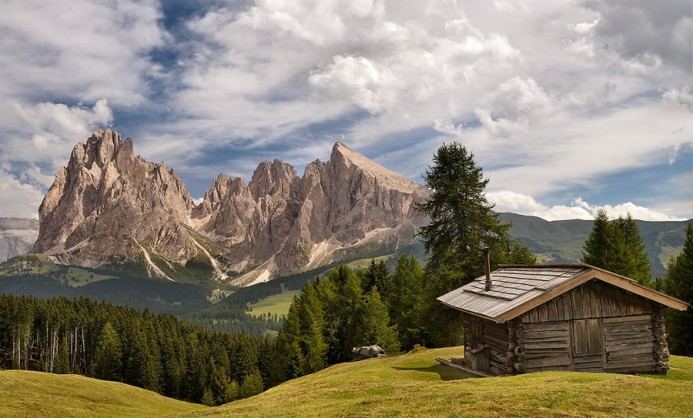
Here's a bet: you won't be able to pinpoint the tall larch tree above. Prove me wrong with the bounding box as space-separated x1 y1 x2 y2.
416 142 529 346
661 224 693 355
416 142 512 288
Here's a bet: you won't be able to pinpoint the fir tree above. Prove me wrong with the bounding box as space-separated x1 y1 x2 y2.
349 288 399 354
661 224 693 355
387 255 426 350
582 209 614 268
92 322 122 381
416 142 513 287
582 211 652 286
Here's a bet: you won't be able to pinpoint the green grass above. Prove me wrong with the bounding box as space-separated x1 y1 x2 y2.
0 370 205 418
344 254 393 270
179 347 693 418
2 348 692 417
245 255 394 318
247 290 300 318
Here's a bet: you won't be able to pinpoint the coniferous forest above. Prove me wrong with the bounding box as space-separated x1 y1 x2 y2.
0 294 272 405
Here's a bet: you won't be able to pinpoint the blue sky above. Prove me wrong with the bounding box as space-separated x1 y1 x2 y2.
0 0 691 221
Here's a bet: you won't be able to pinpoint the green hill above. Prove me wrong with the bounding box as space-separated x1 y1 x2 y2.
2 348 692 417
180 347 693 418
0 370 205 417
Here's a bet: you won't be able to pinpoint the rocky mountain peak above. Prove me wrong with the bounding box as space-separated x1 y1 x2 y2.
249 159 299 200
32 132 429 286
34 130 197 269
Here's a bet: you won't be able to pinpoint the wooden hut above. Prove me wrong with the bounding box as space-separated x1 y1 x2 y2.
437 264 688 376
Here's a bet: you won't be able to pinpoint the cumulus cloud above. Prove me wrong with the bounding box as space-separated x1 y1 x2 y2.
0 100 113 217
0 100 113 166
0 169 45 219
584 0 692 76
487 191 686 222
0 0 166 106
0 0 690 221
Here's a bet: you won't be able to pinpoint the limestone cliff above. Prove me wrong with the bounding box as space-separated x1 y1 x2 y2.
34 131 429 286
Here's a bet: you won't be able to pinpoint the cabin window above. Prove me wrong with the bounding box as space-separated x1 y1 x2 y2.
571 319 603 355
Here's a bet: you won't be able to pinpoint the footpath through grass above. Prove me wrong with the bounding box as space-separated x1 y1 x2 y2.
181 347 693 418
0 370 205 418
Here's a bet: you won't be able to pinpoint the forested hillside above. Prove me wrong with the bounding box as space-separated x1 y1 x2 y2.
0 295 273 405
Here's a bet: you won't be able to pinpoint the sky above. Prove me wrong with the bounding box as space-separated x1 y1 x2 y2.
0 0 691 222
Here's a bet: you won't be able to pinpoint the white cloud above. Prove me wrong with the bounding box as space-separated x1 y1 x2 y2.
0 169 44 219
0 0 690 221
0 100 113 166
0 0 166 106
487 191 686 222
664 86 693 112
0 100 113 217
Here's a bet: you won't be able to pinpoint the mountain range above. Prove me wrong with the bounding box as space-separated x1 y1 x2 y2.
1 129 689 298
29 130 428 287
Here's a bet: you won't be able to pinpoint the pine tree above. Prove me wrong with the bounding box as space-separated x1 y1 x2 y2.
416 142 527 347
92 322 122 381
582 211 652 286
387 255 427 350
297 282 328 374
417 142 513 287
317 265 363 362
661 224 693 355
349 288 399 355
616 215 652 286
582 209 614 268
224 380 240 403
239 370 264 399
361 259 390 299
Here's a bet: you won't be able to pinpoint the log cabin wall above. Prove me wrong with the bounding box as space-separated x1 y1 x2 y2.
463 315 510 375
517 280 663 373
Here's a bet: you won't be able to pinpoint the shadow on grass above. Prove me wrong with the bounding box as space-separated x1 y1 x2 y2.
393 364 477 381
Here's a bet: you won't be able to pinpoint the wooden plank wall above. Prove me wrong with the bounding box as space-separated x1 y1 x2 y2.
603 314 655 373
483 320 509 375
521 280 653 323
463 316 510 375
522 321 571 372
516 280 659 374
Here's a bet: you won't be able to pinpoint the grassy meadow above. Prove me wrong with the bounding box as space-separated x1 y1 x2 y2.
2 347 692 417
0 370 205 418
247 289 301 318
181 347 693 418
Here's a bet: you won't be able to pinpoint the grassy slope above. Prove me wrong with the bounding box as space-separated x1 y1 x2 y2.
0 370 205 418
247 290 301 317
182 347 693 418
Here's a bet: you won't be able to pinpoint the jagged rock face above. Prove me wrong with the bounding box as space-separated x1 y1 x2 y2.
192 142 429 285
34 131 429 286
34 130 198 267
0 218 39 262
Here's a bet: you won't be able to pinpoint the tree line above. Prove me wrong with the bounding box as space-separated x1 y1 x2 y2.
0 294 272 405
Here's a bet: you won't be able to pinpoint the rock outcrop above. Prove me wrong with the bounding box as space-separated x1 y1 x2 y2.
33 130 201 278
34 131 429 286
0 218 39 262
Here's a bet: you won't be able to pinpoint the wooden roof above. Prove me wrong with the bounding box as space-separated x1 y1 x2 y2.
436 264 688 323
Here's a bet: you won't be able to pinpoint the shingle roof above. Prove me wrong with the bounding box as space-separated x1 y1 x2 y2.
437 264 688 323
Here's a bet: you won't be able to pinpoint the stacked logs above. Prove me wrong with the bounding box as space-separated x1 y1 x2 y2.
652 306 670 374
